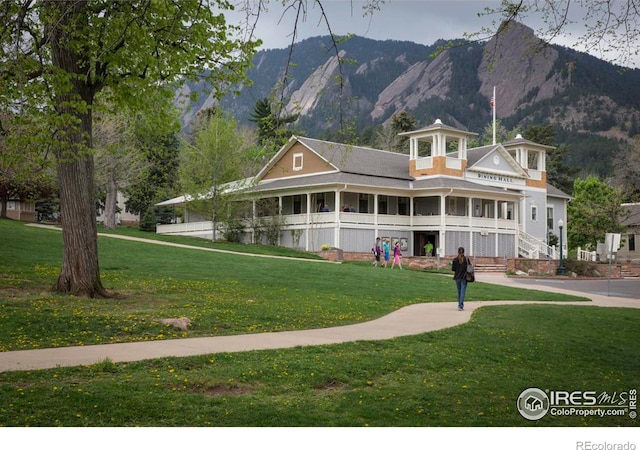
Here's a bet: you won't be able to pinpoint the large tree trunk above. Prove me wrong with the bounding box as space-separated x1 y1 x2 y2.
0 192 7 219
53 152 108 297
47 0 108 298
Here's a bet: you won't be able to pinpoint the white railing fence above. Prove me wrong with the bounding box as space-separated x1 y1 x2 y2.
576 247 597 261
518 230 557 259
157 221 212 234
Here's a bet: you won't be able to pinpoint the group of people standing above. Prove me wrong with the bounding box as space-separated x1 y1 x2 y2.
372 239 472 311
372 237 403 269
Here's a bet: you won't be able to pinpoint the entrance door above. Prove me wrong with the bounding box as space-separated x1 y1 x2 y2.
414 232 438 256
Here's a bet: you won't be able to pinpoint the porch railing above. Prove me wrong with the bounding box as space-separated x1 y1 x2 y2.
156 221 212 234
156 214 520 235
577 247 597 261
518 230 557 259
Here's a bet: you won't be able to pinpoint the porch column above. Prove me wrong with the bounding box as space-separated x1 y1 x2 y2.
374 193 378 218
517 194 525 256
409 195 415 227
468 198 473 256
334 188 340 249
440 192 448 257
278 196 283 246
494 199 499 256
251 200 256 244
373 193 379 238
305 193 312 251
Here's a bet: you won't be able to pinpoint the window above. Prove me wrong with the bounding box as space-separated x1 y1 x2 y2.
358 193 373 213
499 201 509 219
378 195 388 214
448 197 457 215
292 153 303 171
629 234 636 252
314 193 326 212
398 197 409 216
528 151 539 170
483 200 495 219
293 195 303 214
547 207 554 230
256 197 278 217
531 205 538 222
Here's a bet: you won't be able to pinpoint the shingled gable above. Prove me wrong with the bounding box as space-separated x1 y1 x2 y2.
463 144 529 178
256 136 338 182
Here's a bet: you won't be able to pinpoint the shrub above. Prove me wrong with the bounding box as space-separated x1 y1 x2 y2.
139 209 157 232
222 218 245 243
563 259 603 277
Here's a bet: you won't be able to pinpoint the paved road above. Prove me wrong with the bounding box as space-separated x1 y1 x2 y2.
505 277 640 299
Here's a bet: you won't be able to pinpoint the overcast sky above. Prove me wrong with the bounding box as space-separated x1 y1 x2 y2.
231 0 639 68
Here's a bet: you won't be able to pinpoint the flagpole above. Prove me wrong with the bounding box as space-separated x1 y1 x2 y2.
492 86 496 145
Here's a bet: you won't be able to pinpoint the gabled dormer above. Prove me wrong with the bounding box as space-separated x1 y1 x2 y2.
399 119 478 178
465 144 529 187
503 134 554 188
256 136 338 182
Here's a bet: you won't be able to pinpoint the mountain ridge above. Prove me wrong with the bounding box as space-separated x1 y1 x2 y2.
177 21 640 178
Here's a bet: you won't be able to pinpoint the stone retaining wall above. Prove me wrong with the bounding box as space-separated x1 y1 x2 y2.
316 248 640 278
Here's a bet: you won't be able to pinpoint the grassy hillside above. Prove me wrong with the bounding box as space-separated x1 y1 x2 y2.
1 219 638 427
0 218 587 350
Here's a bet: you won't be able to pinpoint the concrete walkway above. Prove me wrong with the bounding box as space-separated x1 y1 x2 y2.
1 272 639 373
27 223 339 263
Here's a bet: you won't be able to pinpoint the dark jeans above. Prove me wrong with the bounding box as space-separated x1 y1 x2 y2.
455 279 467 309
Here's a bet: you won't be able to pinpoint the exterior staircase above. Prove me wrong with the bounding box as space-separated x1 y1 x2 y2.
518 230 558 259
473 258 507 272
621 266 640 278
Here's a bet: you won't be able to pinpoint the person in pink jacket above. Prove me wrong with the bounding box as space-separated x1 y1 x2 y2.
391 241 403 269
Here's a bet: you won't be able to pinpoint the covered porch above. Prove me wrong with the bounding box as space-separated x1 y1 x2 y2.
157 187 523 256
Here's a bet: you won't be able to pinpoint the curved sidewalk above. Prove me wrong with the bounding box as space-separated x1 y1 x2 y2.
1 273 638 373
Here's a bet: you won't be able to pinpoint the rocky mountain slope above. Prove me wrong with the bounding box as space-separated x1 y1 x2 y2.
177 21 640 177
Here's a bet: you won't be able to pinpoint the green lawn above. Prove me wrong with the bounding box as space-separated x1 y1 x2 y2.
0 305 637 426
1 218 637 427
1 219 586 350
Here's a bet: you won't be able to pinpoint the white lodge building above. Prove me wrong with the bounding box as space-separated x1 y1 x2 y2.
158 119 569 259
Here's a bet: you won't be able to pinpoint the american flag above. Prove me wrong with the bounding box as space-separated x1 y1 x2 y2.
490 96 494 108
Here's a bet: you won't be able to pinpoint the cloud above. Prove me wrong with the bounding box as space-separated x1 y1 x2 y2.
230 0 639 68
241 1 496 48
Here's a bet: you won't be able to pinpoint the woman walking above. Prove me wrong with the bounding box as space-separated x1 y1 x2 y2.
451 247 469 311
391 241 403 269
